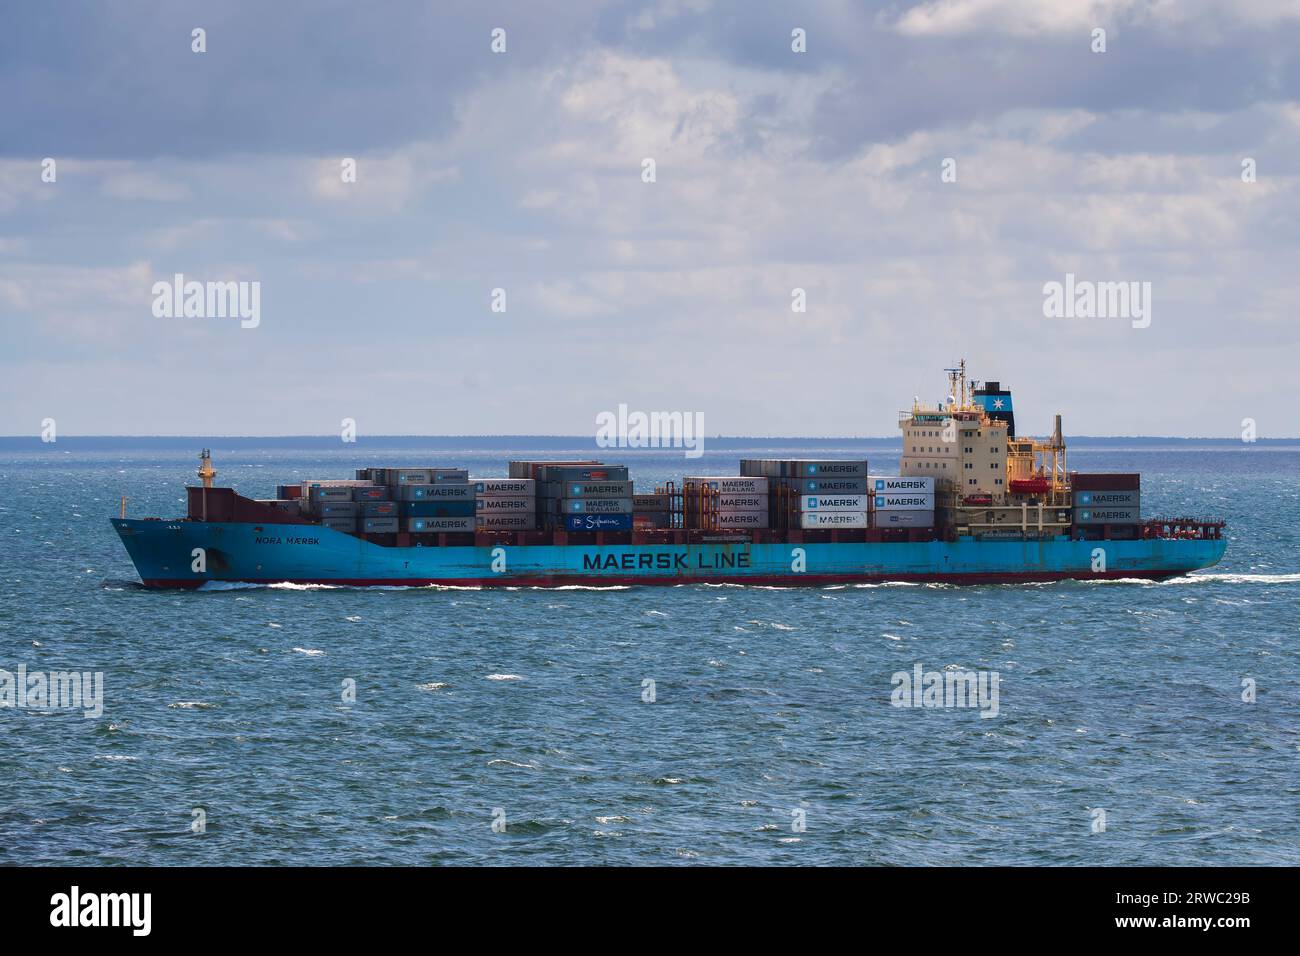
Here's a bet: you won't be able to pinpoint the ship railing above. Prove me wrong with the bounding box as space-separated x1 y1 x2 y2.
1141 517 1226 540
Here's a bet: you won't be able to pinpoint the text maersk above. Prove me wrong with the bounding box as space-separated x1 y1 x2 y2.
254 536 320 545
583 552 753 571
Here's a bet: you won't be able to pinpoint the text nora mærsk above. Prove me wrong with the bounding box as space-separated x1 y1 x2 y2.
0 665 103 718
151 273 260 328
891 663 1000 718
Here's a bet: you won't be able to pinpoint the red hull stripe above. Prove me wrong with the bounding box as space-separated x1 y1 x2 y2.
142 569 1186 590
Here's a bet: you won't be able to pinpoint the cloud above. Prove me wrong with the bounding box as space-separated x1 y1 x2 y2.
2 4 1298 434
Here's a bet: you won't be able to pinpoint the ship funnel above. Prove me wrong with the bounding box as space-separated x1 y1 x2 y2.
972 380 1015 437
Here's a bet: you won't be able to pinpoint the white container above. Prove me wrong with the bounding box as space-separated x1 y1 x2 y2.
473 478 536 497
684 477 768 494
712 511 769 529
800 494 868 512
872 510 934 528
872 493 934 511
475 514 537 530
799 511 869 529
717 494 767 511
870 476 935 494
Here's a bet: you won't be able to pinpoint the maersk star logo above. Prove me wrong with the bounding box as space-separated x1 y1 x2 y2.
992 398 1005 409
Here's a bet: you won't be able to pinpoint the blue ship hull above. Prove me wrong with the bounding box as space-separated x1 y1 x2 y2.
111 519 1227 588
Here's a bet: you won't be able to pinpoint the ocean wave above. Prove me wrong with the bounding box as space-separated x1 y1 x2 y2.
1172 572 1300 585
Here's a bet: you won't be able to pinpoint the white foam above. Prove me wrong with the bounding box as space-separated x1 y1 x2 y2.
1173 572 1300 585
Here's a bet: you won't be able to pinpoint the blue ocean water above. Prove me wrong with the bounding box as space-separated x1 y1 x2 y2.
0 437 1296 866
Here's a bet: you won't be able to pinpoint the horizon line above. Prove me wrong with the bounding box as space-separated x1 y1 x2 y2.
1 434 1296 442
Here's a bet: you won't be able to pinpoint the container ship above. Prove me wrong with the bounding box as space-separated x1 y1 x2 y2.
111 362 1226 588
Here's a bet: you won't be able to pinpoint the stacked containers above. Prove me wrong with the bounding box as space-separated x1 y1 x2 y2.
357 493 400 534
532 463 633 531
682 476 769 530
633 493 675 530
473 478 538 531
302 481 370 531
380 467 475 533
869 476 935 528
1071 473 1140 525
740 460 869 529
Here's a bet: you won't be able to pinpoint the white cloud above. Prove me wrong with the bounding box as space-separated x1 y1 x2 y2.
892 0 1300 37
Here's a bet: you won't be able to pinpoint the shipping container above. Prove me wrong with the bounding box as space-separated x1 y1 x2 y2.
546 480 634 499
402 501 476 518
1073 490 1140 509
399 483 474 501
316 501 358 518
360 500 399 517
872 510 934 528
474 496 536 513
683 476 769 494
1072 472 1140 491
799 494 869 512
563 497 634 514
714 494 766 511
800 511 869 529
872 493 935 511
780 477 868 494
305 485 354 502
712 511 769 529
321 516 357 531
390 469 432 485
473 478 536 497
509 460 601 479
536 465 630 483
633 512 673 528
633 494 673 511
475 514 537 531
352 486 390 502
562 513 634 532
407 516 475 533
870 476 936 494
1074 507 1140 525
359 516 399 534
276 484 303 500
783 460 869 478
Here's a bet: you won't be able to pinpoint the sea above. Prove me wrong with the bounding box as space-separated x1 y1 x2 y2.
0 437 1296 866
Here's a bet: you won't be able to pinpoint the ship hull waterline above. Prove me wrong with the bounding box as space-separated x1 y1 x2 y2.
112 519 1227 589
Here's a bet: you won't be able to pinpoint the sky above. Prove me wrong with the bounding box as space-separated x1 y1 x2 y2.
2 0 1298 438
